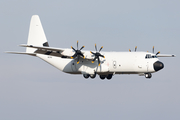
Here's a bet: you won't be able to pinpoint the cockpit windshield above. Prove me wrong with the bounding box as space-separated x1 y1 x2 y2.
145 54 157 59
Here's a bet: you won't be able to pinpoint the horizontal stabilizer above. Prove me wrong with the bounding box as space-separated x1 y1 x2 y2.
5 51 36 56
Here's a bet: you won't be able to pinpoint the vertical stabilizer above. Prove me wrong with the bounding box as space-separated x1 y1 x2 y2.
26 15 49 53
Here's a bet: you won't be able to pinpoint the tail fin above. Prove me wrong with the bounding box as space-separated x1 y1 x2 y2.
26 15 49 53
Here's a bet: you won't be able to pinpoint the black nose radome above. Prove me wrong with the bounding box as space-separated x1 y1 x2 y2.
153 61 164 71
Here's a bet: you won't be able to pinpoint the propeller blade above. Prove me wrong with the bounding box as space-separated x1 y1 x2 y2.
71 53 77 59
156 51 160 55
95 44 97 52
99 54 105 58
90 51 95 55
153 46 154 53
79 52 85 59
77 41 79 50
92 56 97 63
98 57 100 66
80 46 85 50
99 46 103 52
71 46 76 51
77 55 80 64
135 46 137 52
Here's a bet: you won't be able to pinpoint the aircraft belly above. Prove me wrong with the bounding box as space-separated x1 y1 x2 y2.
37 54 72 72
80 63 109 74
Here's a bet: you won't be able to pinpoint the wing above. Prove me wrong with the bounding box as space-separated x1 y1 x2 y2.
5 51 36 56
20 44 64 52
19 44 94 60
20 44 72 58
156 54 176 57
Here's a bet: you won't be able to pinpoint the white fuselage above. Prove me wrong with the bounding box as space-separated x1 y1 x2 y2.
36 51 158 75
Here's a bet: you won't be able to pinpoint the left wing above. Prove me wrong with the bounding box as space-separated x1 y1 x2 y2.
5 51 36 56
20 44 72 57
20 44 93 60
20 44 64 53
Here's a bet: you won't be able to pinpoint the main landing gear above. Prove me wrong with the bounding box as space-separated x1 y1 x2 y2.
145 73 152 78
83 74 113 80
83 73 96 79
99 74 113 80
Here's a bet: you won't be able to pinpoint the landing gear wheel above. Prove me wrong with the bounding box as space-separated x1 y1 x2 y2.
99 75 106 80
145 73 152 79
83 74 90 79
106 74 113 80
90 73 96 79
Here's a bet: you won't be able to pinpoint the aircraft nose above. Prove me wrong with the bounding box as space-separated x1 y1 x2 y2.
153 61 164 71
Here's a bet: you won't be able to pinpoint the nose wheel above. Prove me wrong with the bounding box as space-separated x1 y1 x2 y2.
145 73 152 78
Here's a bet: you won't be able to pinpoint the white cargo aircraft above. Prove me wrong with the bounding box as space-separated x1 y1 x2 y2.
7 15 175 79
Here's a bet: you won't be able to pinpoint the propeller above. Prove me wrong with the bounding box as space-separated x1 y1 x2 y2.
71 41 85 64
129 46 137 52
90 44 105 66
152 46 160 55
135 46 137 52
156 51 160 55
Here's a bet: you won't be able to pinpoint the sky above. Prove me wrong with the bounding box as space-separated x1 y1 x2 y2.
0 0 180 120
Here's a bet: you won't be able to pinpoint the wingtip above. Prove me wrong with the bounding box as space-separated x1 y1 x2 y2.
19 44 27 47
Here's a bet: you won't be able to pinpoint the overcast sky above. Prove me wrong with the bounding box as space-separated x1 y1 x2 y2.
0 0 180 120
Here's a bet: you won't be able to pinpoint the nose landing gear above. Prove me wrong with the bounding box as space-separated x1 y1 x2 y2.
145 73 152 78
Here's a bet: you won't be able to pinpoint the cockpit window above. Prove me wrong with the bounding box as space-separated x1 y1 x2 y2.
145 54 157 59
